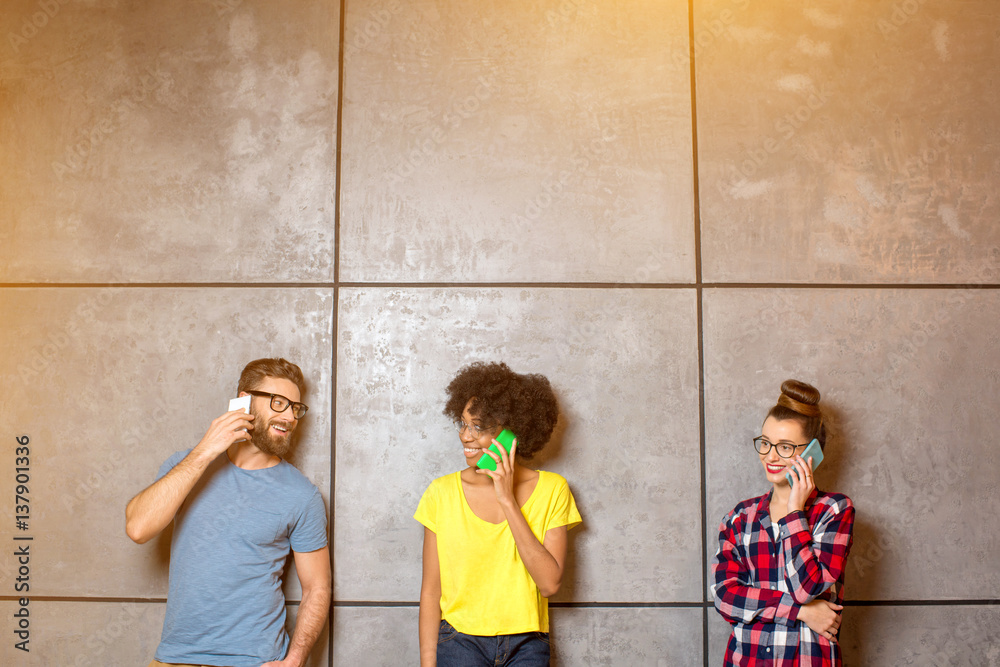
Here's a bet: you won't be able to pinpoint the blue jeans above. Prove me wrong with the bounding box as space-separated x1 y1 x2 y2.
437 619 551 666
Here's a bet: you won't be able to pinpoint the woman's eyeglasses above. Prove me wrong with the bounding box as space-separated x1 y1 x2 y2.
752 436 808 459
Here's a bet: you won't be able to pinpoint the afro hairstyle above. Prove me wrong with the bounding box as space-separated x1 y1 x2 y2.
443 361 559 461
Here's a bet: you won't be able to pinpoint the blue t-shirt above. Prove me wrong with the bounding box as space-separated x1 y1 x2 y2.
153 450 328 667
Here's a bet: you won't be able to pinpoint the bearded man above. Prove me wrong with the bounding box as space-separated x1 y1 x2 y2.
126 358 330 667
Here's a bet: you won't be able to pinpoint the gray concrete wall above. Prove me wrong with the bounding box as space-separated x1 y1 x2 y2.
1 0 997 665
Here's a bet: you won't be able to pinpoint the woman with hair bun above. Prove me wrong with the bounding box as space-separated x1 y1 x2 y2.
415 361 581 667
712 380 855 666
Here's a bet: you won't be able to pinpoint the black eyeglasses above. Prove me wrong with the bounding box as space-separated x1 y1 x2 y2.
246 390 309 419
752 436 808 459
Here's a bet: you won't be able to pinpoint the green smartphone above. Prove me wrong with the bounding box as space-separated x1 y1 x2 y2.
476 429 517 471
786 438 824 487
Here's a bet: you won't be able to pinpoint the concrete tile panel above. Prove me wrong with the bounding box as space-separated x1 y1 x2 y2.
708 605 1000 667
840 604 1000 665
335 287 701 602
703 288 1000 600
552 607 703 667
340 0 695 283
0 287 332 597
708 610 732 667
332 606 418 666
0 601 327 666
696 1 1000 283
0 600 165 666
0 0 337 283
709 604 1000 666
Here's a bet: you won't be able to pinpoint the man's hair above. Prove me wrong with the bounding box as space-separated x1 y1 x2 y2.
237 358 306 397
442 361 559 461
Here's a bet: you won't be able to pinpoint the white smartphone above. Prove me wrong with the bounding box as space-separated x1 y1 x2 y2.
228 395 251 414
228 395 251 440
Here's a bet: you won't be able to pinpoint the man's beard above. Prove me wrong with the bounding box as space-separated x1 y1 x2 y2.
249 407 294 459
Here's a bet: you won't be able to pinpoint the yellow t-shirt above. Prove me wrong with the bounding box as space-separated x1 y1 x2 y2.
414 470 582 636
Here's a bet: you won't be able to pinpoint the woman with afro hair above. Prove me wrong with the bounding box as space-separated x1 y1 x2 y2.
415 361 581 667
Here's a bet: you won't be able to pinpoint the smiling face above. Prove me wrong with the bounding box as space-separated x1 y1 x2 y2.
458 400 501 467
245 376 301 459
758 416 810 486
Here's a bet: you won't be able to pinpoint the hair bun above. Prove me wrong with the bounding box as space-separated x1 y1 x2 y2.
777 379 821 417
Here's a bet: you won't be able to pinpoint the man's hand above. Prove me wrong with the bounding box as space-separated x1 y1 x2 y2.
194 408 255 460
260 659 302 667
798 598 843 641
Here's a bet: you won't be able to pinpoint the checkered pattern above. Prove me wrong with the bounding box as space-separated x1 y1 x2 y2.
711 489 855 666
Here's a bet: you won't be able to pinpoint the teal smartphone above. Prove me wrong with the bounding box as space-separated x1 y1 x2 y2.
786 438 824 487
476 429 517 471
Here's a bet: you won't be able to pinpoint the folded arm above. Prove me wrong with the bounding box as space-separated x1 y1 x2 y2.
711 519 801 627
779 497 855 604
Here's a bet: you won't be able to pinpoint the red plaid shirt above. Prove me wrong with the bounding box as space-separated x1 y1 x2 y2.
711 489 855 666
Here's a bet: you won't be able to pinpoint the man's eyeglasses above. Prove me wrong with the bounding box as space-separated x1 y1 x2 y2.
455 420 495 438
752 436 808 459
246 390 309 419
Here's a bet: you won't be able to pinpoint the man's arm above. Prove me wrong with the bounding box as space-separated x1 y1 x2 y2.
261 546 332 667
125 409 253 544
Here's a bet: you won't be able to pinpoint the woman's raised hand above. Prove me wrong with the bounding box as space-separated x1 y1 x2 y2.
786 454 816 513
477 436 518 507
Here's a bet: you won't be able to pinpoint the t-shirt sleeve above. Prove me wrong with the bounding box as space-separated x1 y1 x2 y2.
543 473 582 534
290 488 328 553
414 478 440 533
155 449 190 481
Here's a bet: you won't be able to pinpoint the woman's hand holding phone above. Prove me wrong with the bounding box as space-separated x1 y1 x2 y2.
786 454 816 513
477 435 518 507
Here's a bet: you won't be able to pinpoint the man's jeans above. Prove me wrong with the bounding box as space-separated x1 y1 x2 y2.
437 619 551 666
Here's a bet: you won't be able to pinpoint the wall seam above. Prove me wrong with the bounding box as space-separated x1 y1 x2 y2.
687 0 709 663
330 0 348 664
